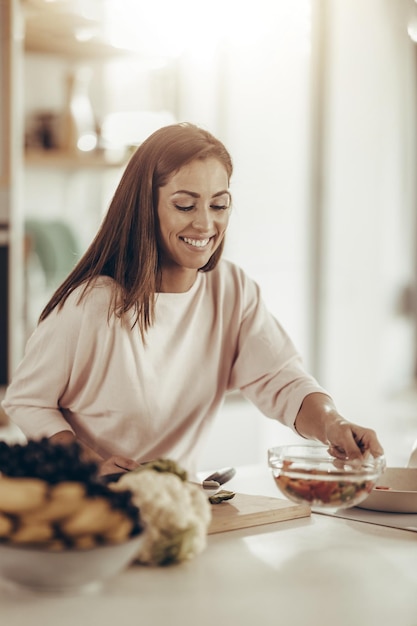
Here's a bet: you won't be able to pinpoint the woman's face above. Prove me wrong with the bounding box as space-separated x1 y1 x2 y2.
157 158 231 288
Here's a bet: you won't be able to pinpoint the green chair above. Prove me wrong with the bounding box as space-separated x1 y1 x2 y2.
25 218 80 288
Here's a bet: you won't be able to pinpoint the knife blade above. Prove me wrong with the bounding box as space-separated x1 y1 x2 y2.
202 467 236 492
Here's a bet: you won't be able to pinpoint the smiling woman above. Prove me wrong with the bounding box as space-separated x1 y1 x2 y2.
1 122 383 480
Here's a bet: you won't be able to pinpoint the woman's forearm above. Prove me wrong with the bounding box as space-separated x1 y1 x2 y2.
48 430 141 476
48 430 104 464
294 392 342 443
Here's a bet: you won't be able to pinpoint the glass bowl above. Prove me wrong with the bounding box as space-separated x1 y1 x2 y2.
268 444 385 512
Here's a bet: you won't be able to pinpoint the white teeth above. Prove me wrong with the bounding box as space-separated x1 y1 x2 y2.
183 237 210 248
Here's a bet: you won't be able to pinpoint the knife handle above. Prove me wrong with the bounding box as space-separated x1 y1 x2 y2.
204 467 236 485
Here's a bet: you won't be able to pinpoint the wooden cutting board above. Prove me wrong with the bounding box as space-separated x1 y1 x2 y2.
208 492 311 534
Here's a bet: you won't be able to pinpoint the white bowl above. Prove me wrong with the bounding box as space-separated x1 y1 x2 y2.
0 535 143 594
356 467 417 513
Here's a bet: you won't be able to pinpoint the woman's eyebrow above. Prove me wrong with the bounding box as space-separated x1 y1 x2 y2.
172 190 200 198
172 190 230 198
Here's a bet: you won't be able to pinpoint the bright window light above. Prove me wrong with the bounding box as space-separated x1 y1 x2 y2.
102 0 311 59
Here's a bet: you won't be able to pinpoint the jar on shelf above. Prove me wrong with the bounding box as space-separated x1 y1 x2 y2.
61 67 97 153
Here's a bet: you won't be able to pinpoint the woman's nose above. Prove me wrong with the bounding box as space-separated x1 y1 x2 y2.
192 207 212 230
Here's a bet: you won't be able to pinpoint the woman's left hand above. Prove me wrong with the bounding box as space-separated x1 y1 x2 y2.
325 419 384 460
295 393 385 460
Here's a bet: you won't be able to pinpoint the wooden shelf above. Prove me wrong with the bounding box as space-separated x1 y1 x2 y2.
24 37 131 61
23 0 133 60
24 149 128 169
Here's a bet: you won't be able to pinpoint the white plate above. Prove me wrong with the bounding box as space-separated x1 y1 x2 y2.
357 467 417 513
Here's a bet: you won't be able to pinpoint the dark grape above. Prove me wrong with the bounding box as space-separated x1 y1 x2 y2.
0 438 99 483
0 438 142 531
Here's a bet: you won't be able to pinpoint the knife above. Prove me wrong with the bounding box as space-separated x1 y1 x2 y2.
201 467 236 493
102 466 237 490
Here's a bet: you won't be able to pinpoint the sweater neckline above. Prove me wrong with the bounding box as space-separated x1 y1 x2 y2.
156 272 202 298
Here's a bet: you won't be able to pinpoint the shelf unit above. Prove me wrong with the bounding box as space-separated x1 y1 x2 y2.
20 2 135 340
24 149 128 170
23 0 132 60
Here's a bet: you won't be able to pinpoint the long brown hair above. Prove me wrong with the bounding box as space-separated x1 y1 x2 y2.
39 123 233 338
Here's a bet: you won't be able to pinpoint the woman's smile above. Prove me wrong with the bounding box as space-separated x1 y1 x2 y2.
181 236 212 248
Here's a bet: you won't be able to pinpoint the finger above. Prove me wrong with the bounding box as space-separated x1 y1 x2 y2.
328 432 363 460
327 444 347 459
327 444 360 461
113 457 140 471
352 429 384 458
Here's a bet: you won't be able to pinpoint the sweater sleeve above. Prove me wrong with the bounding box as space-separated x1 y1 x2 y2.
228 274 328 430
1 283 111 439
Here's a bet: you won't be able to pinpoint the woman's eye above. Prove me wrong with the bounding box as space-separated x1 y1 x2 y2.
211 204 228 211
175 204 194 212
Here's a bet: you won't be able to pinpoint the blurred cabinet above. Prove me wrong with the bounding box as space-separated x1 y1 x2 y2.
0 1 9 384
23 3 130 167
1 0 24 385
20 5 132 336
0 234 9 385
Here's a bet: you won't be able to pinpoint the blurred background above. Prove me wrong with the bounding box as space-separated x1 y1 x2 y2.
1 0 417 469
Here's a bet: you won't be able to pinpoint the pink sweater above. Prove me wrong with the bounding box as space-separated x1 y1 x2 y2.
2 260 326 474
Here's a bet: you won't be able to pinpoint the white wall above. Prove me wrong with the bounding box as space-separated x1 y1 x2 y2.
319 0 417 422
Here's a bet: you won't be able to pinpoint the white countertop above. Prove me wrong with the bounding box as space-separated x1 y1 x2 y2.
1 464 417 626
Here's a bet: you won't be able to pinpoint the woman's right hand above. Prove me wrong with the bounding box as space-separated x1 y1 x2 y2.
48 431 140 476
98 455 141 477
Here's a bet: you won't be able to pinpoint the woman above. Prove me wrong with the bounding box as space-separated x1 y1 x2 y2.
2 123 383 476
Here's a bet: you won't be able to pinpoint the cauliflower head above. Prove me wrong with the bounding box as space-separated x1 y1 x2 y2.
112 469 212 566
